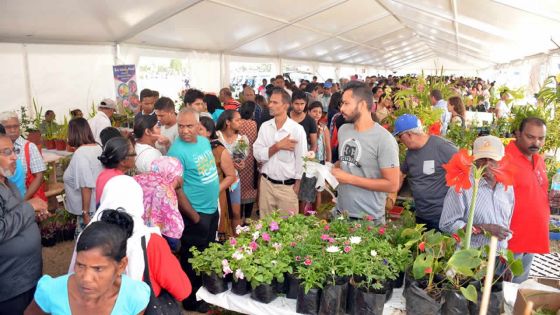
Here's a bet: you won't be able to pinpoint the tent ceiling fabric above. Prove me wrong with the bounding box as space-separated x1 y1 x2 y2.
1 0 559 70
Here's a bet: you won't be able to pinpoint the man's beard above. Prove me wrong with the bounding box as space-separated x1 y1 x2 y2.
343 108 361 123
0 165 14 178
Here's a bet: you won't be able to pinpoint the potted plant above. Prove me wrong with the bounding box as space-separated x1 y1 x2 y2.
189 242 231 294
54 116 68 151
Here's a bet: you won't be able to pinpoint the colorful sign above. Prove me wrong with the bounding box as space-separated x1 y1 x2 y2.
113 65 139 113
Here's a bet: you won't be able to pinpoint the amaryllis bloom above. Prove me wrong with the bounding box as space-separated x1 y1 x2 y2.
229 237 237 246
235 269 245 280
321 234 330 241
269 221 279 231
262 232 271 242
378 227 385 235
452 233 461 243
249 241 259 251
424 267 433 274
324 225 330 231
442 149 474 192
428 121 442 136
488 154 515 189
326 246 340 253
304 258 312 266
418 242 426 252
370 250 378 257
344 246 352 253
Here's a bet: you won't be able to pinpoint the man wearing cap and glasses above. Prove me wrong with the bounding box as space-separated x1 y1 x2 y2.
394 114 457 231
439 135 515 251
89 98 116 145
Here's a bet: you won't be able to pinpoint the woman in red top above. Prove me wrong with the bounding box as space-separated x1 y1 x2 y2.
72 175 192 301
95 136 136 204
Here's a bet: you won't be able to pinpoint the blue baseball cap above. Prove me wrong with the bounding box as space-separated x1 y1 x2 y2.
393 114 422 136
323 82 333 88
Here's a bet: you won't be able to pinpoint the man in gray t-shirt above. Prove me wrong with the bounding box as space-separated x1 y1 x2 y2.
332 81 400 222
394 114 457 230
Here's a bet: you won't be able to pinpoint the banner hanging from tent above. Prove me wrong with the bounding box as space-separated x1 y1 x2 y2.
113 65 139 113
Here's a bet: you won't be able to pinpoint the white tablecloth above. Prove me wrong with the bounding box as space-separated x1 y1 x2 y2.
196 282 519 315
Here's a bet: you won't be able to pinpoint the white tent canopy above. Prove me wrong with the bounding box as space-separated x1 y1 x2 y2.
1 0 560 117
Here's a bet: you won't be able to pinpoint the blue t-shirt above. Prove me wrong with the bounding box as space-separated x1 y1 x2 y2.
34 274 150 315
168 135 219 214
8 159 26 197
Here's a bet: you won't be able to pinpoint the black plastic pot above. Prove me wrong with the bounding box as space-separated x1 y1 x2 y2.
393 272 405 288
405 281 443 315
286 273 300 299
355 287 386 315
298 174 318 203
202 272 227 294
297 286 321 315
468 280 504 315
346 276 365 315
274 274 288 294
442 289 469 315
251 283 277 304
319 277 348 315
231 278 250 295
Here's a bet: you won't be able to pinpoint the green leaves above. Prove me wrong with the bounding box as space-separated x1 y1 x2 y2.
460 284 478 303
447 249 482 277
412 253 433 279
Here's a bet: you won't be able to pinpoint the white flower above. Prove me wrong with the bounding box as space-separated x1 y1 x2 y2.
349 236 362 244
272 242 282 251
305 151 316 159
326 246 340 253
370 250 377 257
232 251 244 260
244 246 253 255
222 259 230 267
271 260 277 266
236 225 250 234
223 266 233 275
337 215 345 220
235 269 245 280
252 231 260 241
254 222 263 230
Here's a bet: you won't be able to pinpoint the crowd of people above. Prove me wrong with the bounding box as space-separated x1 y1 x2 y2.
0 73 553 314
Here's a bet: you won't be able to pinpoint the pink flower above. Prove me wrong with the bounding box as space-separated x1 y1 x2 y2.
249 241 258 251
295 256 301 261
378 227 385 235
321 234 330 241
254 222 263 230
290 242 297 247
365 215 374 222
324 225 330 231
304 259 312 266
269 221 279 231
344 246 352 253
328 237 335 243
367 226 373 231
344 240 350 245
229 237 237 246
262 232 271 242
355 223 362 228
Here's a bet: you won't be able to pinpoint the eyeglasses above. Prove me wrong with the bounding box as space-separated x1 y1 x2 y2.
0 148 19 157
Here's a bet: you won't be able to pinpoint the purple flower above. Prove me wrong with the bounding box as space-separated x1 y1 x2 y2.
383 259 388 265
269 221 279 231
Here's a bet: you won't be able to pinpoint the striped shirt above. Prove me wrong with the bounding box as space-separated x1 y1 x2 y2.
439 176 515 251
15 136 46 175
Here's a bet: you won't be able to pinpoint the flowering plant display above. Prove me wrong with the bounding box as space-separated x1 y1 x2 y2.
232 136 249 161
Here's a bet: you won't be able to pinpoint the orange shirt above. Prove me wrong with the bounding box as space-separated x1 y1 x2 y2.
505 141 550 254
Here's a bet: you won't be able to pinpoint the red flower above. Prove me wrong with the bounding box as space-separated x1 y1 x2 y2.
304 259 312 266
424 267 433 274
367 226 373 231
418 242 426 252
344 246 352 253
365 215 374 221
488 154 516 190
324 225 330 231
378 227 386 235
428 121 441 136
452 233 461 243
442 149 474 193
290 242 297 247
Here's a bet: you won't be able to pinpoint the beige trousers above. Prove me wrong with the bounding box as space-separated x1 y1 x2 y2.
258 176 298 218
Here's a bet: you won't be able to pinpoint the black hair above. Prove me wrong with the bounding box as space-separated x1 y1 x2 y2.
70 109 82 118
291 90 308 105
154 97 175 112
216 110 237 131
0 124 5 134
140 88 154 101
239 101 256 120
519 117 546 132
327 91 343 112
184 89 205 105
343 81 374 111
98 136 130 169
133 114 158 139
199 116 217 140
308 101 323 112
430 89 443 101
76 209 133 263
271 87 291 105
203 94 222 114
45 110 54 116
68 118 96 147
100 127 122 147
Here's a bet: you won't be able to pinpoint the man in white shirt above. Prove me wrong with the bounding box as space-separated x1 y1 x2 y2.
253 87 307 217
430 89 451 136
154 96 178 154
89 98 116 145
495 91 511 119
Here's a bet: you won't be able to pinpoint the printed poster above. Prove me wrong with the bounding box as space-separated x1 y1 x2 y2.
113 65 139 113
